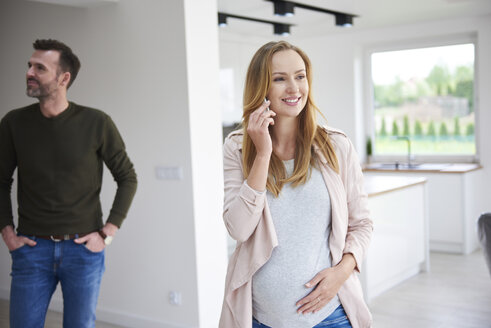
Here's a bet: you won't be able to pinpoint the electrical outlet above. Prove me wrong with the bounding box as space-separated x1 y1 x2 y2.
169 291 182 305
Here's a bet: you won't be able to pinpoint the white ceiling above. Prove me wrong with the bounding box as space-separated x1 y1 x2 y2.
25 0 491 36
217 0 491 37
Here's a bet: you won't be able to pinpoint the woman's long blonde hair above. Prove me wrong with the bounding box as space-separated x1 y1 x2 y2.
242 41 339 197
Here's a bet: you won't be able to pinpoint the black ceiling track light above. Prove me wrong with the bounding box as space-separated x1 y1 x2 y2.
217 1 358 36
218 12 294 36
265 0 358 27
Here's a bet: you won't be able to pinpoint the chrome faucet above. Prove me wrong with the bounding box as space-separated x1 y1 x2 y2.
396 136 412 167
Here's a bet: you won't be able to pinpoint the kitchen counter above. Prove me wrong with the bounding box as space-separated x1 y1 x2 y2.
365 175 427 197
363 162 481 173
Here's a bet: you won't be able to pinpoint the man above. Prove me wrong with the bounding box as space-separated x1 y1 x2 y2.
0 39 137 327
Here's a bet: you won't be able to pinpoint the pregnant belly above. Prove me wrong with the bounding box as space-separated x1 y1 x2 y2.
252 263 315 315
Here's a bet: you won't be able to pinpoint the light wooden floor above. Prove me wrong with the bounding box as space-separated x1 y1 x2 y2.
0 251 490 327
369 250 491 328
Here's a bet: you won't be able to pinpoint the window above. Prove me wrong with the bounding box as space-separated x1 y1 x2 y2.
367 40 477 163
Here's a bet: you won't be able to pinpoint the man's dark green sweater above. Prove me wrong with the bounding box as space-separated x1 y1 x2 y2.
0 102 137 235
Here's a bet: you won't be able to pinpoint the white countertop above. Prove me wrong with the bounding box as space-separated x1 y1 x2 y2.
364 175 427 197
363 163 481 173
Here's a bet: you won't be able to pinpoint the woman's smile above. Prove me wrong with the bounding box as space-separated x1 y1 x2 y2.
282 96 302 106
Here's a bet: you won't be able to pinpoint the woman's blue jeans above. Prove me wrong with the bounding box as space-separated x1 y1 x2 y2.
253 304 352 328
9 235 105 328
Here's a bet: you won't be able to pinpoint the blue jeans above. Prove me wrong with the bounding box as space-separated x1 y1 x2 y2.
253 304 352 328
9 235 105 328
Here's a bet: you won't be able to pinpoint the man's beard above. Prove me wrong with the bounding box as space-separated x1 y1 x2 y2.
26 77 58 98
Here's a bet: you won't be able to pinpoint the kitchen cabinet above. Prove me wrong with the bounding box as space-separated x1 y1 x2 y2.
361 176 429 301
364 164 483 254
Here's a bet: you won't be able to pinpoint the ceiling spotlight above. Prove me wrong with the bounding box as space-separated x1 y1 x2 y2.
218 12 294 36
335 14 353 27
273 23 290 36
274 1 294 17
218 13 228 27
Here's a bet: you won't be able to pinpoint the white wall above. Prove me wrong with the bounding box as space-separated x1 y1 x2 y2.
219 32 280 126
183 0 228 326
0 0 227 327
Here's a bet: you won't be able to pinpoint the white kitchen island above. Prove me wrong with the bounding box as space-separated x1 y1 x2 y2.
364 164 482 254
361 175 429 302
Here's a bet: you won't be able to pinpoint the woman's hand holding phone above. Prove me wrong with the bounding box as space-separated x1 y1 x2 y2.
247 99 275 157
246 99 275 192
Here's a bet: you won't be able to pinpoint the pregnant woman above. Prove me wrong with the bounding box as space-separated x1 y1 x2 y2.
219 41 373 328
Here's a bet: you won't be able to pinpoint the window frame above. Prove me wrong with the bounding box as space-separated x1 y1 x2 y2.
364 33 480 164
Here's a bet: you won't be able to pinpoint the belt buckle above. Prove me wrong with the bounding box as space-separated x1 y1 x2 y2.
50 234 70 242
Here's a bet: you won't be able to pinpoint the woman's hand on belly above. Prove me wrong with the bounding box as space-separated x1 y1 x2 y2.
295 253 356 314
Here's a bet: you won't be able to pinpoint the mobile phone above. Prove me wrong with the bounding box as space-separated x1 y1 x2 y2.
264 97 270 111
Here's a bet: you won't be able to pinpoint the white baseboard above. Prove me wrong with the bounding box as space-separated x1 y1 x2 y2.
95 306 194 328
430 241 464 254
0 288 194 328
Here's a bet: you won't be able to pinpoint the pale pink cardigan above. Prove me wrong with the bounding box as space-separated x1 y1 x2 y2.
219 127 373 328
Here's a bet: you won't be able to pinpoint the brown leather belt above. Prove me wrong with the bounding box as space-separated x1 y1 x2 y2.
34 233 90 242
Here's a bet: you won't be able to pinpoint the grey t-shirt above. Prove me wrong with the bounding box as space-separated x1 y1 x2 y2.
252 159 341 328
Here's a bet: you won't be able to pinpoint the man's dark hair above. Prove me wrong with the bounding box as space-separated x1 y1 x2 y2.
33 39 81 89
